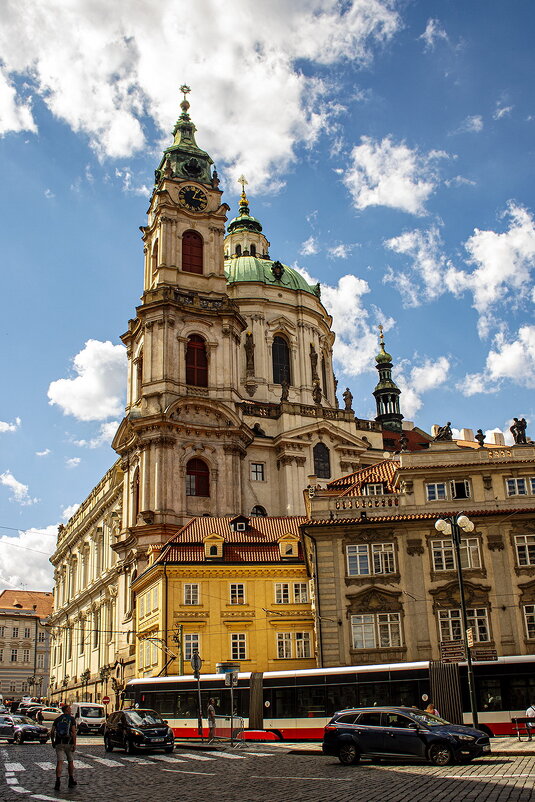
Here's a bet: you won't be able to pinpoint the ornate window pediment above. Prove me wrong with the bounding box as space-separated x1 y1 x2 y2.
430 580 490 612
347 587 402 614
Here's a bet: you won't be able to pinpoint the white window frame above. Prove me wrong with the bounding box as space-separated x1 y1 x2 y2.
438 608 490 643
0 626 5 637
230 583 245 605
139 595 145 618
506 477 527 496
346 543 395 576
184 584 200 605
23 627 31 639
293 583 308 604
277 632 292 659
275 583 290 604
515 535 535 567
12 627 18 638
432 538 481 571
524 604 535 639
350 613 402 649
37 653 44 669
250 462 265 482
153 587 158 610
37 631 46 643
231 633 246 660
0 649 3 662
10 649 17 662
295 631 311 659
531 478 535 494
23 648 30 663
426 482 447 501
184 633 199 661
366 483 384 496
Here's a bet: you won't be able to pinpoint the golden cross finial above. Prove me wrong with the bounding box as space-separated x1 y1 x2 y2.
180 84 191 101
238 174 248 194
379 324 385 344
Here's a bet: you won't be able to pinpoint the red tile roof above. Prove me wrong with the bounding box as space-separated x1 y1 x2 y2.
0 590 53 618
304 507 535 527
382 428 432 451
157 516 307 565
327 460 398 494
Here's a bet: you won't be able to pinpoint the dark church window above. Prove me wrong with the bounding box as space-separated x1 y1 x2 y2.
151 239 158 273
251 505 267 517
186 458 210 497
272 335 291 385
186 334 208 387
250 244 256 256
236 244 242 256
133 467 140 522
182 230 203 274
313 442 331 479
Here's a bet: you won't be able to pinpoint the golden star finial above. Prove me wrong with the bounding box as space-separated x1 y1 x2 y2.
180 84 191 100
379 324 384 344
238 174 248 194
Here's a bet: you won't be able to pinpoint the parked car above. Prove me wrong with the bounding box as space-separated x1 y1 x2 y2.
4 715 49 745
71 703 106 734
36 707 62 726
104 709 174 754
322 707 491 767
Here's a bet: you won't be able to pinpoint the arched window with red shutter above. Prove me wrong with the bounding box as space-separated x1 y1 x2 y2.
185 334 208 387
186 458 210 497
182 230 204 274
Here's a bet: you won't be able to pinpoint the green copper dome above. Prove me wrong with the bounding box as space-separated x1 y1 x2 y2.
225 256 320 297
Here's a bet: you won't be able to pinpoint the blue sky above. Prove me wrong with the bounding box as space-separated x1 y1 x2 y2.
1 0 535 589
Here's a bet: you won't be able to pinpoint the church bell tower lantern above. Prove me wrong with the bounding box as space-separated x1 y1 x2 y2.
373 326 403 433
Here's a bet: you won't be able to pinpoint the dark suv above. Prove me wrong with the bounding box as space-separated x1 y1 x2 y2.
322 707 491 766
104 709 174 754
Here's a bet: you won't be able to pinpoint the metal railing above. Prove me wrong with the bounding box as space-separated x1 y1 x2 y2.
212 714 245 747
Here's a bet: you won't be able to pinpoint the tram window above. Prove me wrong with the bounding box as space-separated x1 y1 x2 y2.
271 688 296 718
296 686 326 717
390 681 419 707
358 682 390 707
176 691 201 718
147 692 177 715
326 685 358 714
509 676 535 710
477 678 502 711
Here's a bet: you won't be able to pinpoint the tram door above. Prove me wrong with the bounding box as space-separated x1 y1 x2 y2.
430 661 463 724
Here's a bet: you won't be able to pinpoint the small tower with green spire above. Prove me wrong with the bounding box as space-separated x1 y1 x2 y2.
225 176 270 259
373 326 403 432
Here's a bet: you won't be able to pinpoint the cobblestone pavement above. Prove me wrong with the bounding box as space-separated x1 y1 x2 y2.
0 743 534 802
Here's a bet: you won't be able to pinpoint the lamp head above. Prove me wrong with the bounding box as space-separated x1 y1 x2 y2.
457 514 475 532
435 518 452 535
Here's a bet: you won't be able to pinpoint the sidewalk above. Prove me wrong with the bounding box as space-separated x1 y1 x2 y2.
174 736 535 757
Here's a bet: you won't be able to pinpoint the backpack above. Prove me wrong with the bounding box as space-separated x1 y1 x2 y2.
54 714 72 742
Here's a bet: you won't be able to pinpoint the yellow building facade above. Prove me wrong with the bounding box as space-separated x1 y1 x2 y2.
134 515 316 676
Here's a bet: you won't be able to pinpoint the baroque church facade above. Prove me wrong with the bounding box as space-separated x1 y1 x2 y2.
48 93 400 701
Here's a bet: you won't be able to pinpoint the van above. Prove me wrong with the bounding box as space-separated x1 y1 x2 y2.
71 703 106 734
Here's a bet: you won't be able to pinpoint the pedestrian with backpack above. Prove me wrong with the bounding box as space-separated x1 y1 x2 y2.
50 703 77 791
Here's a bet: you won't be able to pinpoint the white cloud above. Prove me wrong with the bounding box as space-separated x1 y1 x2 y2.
297 264 394 377
395 356 450 417
61 503 80 521
457 325 535 396
0 0 400 192
44 188 55 199
384 225 448 306
493 104 513 120
343 136 448 215
0 525 57 591
419 18 449 50
35 449 51 457
0 416 21 433
74 420 119 449
114 167 150 196
446 203 535 336
300 236 319 256
0 68 36 136
452 115 484 134
0 471 39 506
65 457 81 469
48 339 127 421
444 175 476 188
328 243 352 259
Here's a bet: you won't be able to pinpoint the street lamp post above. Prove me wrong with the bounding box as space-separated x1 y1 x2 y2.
435 514 479 728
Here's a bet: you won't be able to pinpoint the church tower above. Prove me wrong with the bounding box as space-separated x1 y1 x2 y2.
113 88 251 533
373 327 403 432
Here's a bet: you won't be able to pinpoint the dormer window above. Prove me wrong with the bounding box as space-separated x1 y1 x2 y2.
365 483 384 496
204 534 224 559
230 515 250 533
278 534 298 558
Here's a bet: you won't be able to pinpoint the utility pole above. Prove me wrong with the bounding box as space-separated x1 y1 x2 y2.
172 625 184 675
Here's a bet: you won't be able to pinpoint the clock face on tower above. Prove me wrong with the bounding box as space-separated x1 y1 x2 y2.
178 185 208 212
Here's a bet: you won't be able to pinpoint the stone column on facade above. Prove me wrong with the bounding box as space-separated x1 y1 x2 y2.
488 524 519 652
405 535 433 659
141 444 151 513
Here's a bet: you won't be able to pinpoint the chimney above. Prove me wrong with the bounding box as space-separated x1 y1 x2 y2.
460 428 475 442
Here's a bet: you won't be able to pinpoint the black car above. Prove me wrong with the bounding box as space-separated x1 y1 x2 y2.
6 715 49 744
104 709 174 754
322 707 491 766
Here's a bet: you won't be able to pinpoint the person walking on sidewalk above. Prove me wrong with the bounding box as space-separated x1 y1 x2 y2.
526 702 535 741
51 703 77 791
207 698 216 742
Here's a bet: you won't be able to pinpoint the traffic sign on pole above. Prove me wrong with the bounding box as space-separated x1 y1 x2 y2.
102 695 110 705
